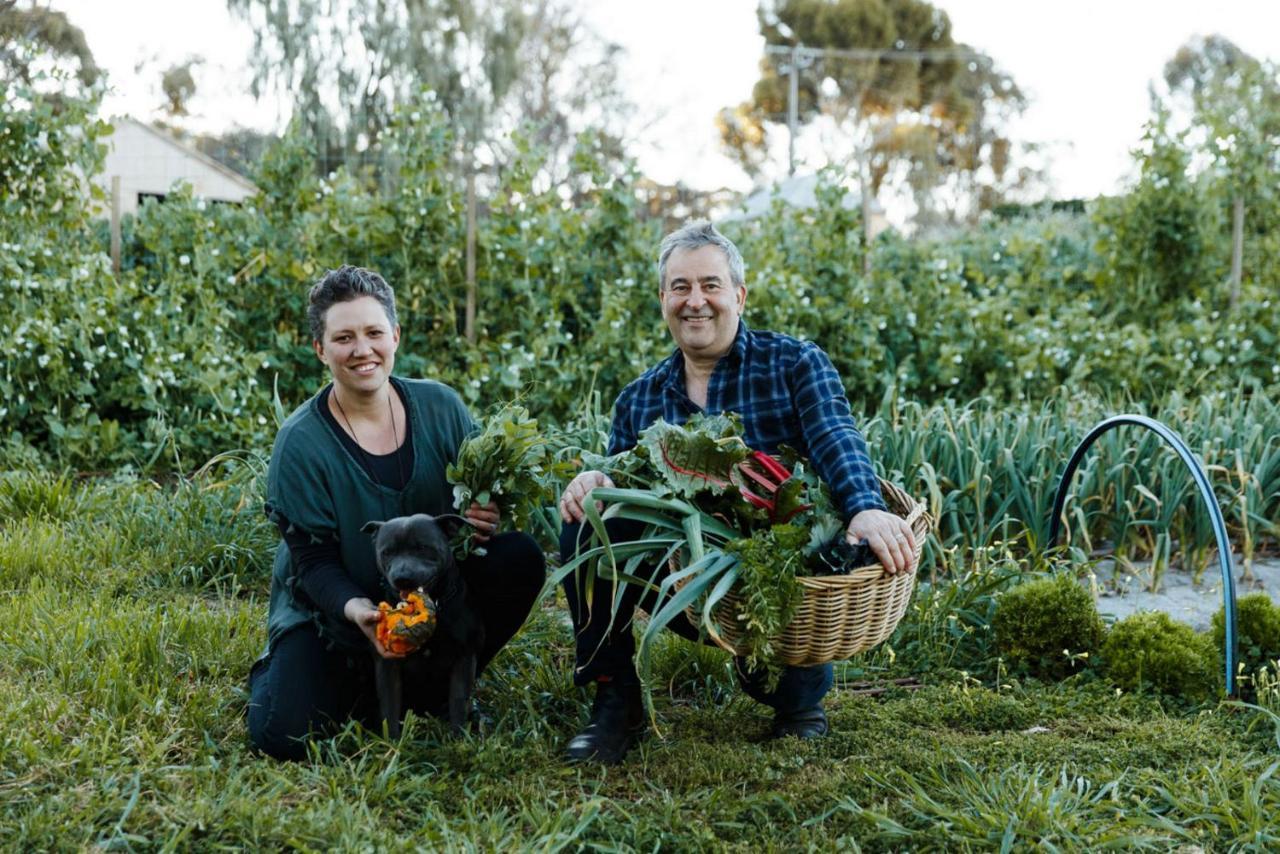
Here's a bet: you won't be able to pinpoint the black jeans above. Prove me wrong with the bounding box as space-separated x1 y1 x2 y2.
560 520 832 715
248 531 545 760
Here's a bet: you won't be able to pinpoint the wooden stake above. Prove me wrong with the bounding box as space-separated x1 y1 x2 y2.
1229 194 1244 305
110 175 122 275
465 168 477 345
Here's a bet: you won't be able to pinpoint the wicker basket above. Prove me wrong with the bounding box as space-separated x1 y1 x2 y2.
676 479 930 666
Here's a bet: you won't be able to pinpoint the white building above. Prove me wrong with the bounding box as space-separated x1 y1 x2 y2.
96 116 257 215
723 172 890 240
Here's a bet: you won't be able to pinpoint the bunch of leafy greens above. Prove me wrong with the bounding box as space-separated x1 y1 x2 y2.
724 523 810 688
447 403 553 557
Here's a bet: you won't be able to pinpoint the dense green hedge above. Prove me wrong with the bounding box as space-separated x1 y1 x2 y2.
4 84 1278 472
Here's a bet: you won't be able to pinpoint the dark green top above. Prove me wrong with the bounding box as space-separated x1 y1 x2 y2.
263 376 476 652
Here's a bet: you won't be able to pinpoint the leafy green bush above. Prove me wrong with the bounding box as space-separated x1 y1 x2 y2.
992 573 1103 680
1212 593 1280 690
5 59 1280 476
1102 612 1220 703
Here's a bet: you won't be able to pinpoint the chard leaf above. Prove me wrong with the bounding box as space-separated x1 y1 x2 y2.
636 415 750 499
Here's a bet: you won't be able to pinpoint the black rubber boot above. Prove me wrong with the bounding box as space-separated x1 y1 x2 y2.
565 679 646 765
770 706 829 740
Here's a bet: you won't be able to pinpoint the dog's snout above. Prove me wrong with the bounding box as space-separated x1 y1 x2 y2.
385 554 439 594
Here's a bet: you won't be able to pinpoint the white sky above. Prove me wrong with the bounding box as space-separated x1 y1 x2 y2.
49 0 1280 201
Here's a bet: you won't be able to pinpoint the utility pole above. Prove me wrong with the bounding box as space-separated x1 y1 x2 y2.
767 45 815 176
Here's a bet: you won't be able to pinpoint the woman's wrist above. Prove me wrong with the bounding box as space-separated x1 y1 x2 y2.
343 596 375 622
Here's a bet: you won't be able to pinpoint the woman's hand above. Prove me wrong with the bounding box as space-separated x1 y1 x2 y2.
344 596 405 659
464 501 500 543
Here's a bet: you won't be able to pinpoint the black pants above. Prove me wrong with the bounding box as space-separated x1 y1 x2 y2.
560 520 832 715
248 531 545 760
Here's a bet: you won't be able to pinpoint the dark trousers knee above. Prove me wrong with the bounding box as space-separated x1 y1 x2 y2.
247 627 375 761
463 531 547 670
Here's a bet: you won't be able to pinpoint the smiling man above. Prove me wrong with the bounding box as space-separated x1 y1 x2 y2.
556 220 917 764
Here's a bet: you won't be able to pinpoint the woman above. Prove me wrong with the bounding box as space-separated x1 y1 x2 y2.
248 265 545 760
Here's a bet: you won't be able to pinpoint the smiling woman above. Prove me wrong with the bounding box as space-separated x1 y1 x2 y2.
246 265 546 760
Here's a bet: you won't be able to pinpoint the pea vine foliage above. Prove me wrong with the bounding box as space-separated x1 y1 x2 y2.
550 414 851 690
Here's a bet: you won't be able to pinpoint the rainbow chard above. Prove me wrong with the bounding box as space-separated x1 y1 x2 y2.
637 414 749 499
732 451 814 523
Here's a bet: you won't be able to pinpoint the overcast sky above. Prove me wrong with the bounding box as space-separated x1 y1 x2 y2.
50 0 1280 201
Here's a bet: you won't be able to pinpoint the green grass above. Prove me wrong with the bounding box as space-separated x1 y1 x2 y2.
2 468 1279 850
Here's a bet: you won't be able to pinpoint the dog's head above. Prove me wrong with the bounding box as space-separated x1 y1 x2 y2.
361 513 471 599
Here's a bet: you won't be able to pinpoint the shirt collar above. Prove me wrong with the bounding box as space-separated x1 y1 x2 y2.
661 319 749 391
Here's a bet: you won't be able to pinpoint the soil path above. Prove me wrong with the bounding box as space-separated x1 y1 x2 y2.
1088 555 1280 630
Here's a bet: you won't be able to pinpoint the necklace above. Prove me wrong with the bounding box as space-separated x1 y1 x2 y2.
332 386 409 511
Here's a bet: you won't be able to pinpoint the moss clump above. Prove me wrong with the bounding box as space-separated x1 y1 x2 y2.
992 573 1104 680
1102 612 1220 703
1211 592 1280 691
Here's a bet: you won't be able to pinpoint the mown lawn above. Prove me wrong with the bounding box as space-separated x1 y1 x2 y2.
2 470 1279 851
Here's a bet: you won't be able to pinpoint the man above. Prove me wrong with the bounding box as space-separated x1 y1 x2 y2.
557 220 917 764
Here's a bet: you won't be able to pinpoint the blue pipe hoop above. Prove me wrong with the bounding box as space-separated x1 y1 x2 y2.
1048 414 1239 697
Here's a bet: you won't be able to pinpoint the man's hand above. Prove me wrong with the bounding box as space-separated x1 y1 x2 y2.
846 509 917 575
464 500 500 543
559 470 615 523
344 596 405 659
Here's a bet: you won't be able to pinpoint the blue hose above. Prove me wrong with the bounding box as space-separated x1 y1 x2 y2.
1048 414 1238 697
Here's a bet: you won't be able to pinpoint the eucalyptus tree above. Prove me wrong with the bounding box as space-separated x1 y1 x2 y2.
0 1 99 99
718 0 1030 227
224 0 628 183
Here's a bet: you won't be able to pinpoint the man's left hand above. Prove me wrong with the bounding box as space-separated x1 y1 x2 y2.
846 509 917 575
465 501 500 543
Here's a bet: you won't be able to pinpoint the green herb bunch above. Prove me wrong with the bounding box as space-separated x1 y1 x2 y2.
447 404 553 557
724 524 809 687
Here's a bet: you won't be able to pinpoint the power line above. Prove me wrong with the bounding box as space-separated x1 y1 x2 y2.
763 44 990 63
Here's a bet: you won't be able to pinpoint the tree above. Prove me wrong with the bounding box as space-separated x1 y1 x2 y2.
719 0 1030 227
160 57 202 117
0 1 99 97
224 0 629 182
1162 35 1280 302
1092 106 1218 311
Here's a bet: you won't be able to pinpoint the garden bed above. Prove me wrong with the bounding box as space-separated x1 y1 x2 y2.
1090 555 1280 631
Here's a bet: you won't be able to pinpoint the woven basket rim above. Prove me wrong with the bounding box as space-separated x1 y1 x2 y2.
674 476 931 664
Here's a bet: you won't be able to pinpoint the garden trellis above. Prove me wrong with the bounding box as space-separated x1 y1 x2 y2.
1049 414 1240 696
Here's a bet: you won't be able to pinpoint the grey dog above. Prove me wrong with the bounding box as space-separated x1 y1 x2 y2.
361 513 484 738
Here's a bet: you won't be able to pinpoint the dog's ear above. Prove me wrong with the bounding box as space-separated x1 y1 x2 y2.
361 520 385 536
431 513 473 539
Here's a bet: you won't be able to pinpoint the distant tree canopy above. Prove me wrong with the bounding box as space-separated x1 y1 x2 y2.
224 0 629 180
718 0 1031 223
1161 34 1280 297
160 58 202 117
0 1 99 93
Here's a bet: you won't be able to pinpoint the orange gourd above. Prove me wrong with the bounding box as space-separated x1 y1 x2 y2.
376 591 438 654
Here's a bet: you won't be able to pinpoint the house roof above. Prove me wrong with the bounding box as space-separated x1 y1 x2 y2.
723 172 883 222
108 116 258 194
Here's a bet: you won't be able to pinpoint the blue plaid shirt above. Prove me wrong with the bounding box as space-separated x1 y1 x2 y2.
608 321 886 519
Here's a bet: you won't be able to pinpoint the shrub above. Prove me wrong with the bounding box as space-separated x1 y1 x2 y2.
1102 612 1220 703
992 573 1104 680
1211 592 1280 691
